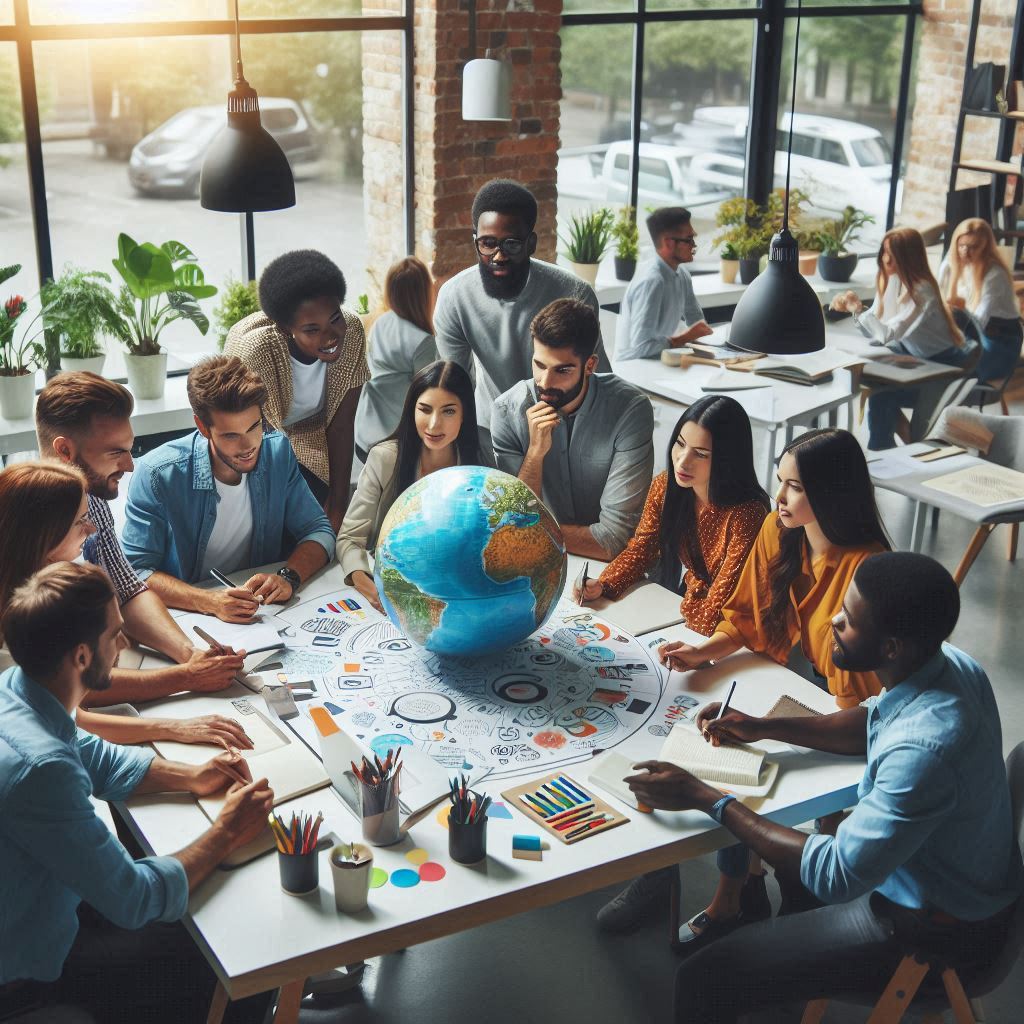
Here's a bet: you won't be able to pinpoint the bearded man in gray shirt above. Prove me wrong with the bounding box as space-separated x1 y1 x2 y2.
491 299 653 560
434 179 610 450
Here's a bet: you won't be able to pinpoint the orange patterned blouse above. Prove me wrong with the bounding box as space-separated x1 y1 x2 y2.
598 472 767 637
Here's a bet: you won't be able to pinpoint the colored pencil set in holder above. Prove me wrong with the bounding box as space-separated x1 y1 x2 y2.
448 773 489 864
271 811 324 895
352 750 403 847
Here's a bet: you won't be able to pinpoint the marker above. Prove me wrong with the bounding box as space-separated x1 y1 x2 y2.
546 801 595 824
554 811 603 831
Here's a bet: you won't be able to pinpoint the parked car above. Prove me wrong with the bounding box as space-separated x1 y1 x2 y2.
597 141 735 210
128 98 321 198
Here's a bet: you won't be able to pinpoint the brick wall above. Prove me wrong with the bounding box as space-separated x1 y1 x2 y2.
900 0 1021 228
362 0 562 307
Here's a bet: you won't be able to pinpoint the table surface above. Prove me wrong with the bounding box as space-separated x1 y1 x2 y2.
119 562 864 1001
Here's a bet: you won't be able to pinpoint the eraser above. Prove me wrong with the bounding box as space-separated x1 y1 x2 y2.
512 834 542 852
512 848 543 861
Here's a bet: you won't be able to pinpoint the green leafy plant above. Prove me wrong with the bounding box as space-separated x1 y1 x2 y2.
719 242 739 261
560 207 614 264
0 264 44 375
212 277 260 351
714 189 811 261
611 206 639 261
814 206 876 257
40 265 123 359
355 293 370 316
110 234 218 356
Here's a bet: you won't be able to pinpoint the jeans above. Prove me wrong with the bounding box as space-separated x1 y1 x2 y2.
977 316 1023 384
674 891 1015 1024
867 343 973 451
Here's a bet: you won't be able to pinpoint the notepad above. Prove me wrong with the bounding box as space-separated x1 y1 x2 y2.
659 723 778 795
176 611 285 655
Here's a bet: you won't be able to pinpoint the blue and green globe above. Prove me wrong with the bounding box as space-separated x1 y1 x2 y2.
374 466 567 658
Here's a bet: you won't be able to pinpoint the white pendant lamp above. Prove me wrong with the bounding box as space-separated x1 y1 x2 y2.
462 0 512 122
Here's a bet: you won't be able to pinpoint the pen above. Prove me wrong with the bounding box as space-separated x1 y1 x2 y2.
578 561 590 606
213 756 250 788
716 680 738 721
193 625 226 654
209 567 235 589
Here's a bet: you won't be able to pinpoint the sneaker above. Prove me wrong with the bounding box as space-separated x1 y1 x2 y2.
596 867 675 933
675 909 742 957
739 872 772 922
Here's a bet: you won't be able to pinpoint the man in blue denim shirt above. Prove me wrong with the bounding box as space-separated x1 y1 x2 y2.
0 562 274 1021
627 552 1022 1023
123 356 335 624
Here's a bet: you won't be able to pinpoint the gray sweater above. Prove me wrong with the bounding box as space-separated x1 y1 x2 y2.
434 259 611 430
490 373 654 557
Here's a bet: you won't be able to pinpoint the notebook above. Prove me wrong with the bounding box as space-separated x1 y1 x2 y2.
659 723 779 796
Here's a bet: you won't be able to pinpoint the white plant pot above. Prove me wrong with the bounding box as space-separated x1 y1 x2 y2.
0 371 37 421
60 354 106 376
567 261 600 287
124 352 168 400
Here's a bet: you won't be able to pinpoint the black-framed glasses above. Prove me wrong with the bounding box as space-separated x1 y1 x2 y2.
667 235 698 247
474 235 527 258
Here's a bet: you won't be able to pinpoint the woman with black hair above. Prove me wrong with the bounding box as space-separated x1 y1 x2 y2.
225 249 369 529
337 360 487 611
575 395 768 636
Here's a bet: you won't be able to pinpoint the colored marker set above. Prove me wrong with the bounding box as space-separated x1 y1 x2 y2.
502 772 629 845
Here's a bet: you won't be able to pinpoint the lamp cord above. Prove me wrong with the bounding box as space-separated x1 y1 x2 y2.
233 0 244 79
783 0 801 231
469 0 477 61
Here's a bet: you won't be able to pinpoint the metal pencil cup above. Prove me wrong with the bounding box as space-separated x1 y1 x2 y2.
278 849 319 895
330 844 373 913
359 779 401 846
448 813 487 864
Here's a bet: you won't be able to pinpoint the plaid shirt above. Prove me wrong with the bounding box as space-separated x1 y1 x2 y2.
84 494 148 606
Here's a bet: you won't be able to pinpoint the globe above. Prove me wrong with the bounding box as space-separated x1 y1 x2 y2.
373 465 568 658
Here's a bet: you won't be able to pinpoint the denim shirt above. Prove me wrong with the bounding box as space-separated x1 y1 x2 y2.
0 668 188 983
615 257 705 361
122 430 336 584
802 644 1023 920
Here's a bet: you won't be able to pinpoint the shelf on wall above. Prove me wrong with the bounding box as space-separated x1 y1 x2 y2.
955 158 1022 175
964 108 1024 121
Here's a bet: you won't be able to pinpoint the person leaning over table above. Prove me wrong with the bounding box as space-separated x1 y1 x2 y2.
36 372 245 707
491 297 654 561
122 356 334 619
599 428 891 940
338 359 488 613
574 394 769 637
0 562 275 1024
225 249 369 530
0 461 254 753
627 552 1022 1024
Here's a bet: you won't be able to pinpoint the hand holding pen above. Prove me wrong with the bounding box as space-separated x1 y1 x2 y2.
207 567 261 622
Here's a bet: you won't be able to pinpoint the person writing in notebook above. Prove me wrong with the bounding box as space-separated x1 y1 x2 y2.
628 553 1022 1024
122 356 335 619
0 562 274 1023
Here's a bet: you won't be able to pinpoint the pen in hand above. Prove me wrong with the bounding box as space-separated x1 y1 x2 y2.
715 680 737 721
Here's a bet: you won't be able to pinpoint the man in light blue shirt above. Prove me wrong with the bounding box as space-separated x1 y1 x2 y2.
123 356 335 624
0 562 274 1020
626 552 1022 1023
615 206 714 361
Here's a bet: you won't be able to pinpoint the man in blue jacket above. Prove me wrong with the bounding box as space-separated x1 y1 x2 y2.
123 356 335 623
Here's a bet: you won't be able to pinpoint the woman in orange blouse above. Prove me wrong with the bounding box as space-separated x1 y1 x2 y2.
575 395 769 636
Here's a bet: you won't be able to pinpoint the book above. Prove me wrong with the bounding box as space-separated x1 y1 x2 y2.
659 723 778 795
751 350 860 386
701 370 772 392
765 695 823 719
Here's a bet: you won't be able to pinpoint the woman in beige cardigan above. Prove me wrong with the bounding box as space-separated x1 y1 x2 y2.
226 250 369 530
338 360 488 610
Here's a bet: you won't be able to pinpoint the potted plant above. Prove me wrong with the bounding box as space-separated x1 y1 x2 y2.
40 265 124 375
713 197 769 284
110 234 217 399
719 242 740 284
610 206 639 282
0 266 45 420
795 227 823 277
212 276 260 351
734 233 770 284
560 207 614 286
815 206 875 283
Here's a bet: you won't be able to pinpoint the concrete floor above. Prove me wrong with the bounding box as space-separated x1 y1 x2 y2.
290 380 1024 1024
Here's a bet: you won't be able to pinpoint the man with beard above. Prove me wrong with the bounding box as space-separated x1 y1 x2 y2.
434 179 610 452
491 298 653 560
627 552 1022 1023
616 206 713 361
122 356 334 618
0 562 274 1023
36 372 244 705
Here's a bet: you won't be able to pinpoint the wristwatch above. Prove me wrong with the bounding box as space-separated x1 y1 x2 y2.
709 794 737 823
276 566 301 592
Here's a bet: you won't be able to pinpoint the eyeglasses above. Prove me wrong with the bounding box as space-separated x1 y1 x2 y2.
667 235 698 247
475 235 528 258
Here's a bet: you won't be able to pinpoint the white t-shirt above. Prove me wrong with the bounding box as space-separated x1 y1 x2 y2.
200 475 254 578
284 355 327 426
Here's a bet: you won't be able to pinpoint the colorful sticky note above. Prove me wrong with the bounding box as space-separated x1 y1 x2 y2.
405 848 430 866
488 802 514 821
369 867 389 889
390 869 420 889
419 862 446 882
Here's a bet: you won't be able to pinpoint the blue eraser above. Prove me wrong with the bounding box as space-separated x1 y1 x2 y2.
512 834 542 851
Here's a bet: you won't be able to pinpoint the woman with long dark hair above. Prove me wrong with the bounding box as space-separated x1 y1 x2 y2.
575 395 769 636
337 360 486 611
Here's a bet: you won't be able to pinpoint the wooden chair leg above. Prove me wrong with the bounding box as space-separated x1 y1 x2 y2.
206 980 230 1024
272 980 306 1024
1008 522 1019 562
954 525 995 586
801 998 829 1023
866 954 930 1024
942 967 978 1024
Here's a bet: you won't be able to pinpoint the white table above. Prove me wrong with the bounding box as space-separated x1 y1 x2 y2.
117 564 864 1020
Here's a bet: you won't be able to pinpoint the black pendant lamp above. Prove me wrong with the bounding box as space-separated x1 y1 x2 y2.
728 0 824 355
200 0 295 213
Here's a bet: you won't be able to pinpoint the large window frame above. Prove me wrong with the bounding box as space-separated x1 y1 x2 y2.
2 1 414 289
561 0 923 249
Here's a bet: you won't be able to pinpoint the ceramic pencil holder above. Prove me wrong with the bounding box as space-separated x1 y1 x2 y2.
278 848 319 895
448 813 487 865
359 780 401 847
330 843 373 913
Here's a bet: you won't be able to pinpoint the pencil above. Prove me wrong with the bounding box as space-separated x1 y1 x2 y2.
193 625 226 654
213 754 249 787
716 680 738 721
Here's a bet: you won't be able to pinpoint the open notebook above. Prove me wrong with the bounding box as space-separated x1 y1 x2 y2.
659 723 779 797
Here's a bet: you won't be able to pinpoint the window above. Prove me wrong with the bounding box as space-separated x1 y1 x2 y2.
0 44 37 298
818 139 848 166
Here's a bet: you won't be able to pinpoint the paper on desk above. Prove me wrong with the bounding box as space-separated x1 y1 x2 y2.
866 450 921 480
922 463 1024 509
176 610 285 654
702 370 772 392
